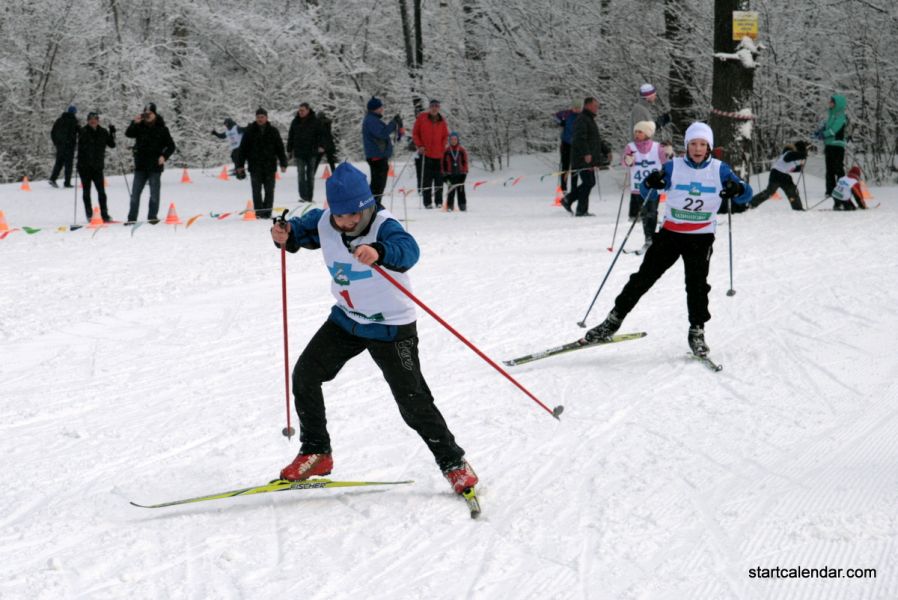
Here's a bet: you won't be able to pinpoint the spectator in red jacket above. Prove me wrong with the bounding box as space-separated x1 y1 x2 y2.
412 99 449 209
441 131 469 212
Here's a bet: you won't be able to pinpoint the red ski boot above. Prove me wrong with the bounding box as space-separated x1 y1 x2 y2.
280 453 333 481
443 460 478 494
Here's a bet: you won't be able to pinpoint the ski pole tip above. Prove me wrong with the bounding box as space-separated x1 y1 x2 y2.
726 289 736 297
552 405 564 419
606 247 613 252
576 321 586 328
282 426 296 439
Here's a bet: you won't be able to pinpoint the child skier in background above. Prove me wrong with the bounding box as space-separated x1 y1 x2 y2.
583 122 752 357
442 132 469 211
831 165 867 210
749 141 808 211
623 120 669 250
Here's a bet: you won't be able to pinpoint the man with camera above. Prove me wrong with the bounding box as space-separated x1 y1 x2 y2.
125 103 176 224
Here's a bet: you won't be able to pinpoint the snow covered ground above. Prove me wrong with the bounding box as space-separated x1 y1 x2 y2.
1 154 896 600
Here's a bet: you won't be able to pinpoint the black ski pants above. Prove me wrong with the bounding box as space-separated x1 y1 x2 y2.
559 142 579 192
445 174 467 210
569 168 595 215
367 158 389 206
628 192 659 241
78 166 109 221
50 146 75 185
751 170 802 210
612 228 715 327
824 145 845 196
293 319 466 471
421 157 443 208
250 171 276 219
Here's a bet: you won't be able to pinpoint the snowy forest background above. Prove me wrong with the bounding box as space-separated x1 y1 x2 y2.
1 0 897 183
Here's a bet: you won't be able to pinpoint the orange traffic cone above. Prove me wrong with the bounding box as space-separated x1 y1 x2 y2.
388 162 396 177
20 176 31 191
552 186 564 206
242 200 256 221
0 210 9 233
164 203 182 225
772 190 782 199
218 166 230 181
860 181 873 200
181 168 192 183
87 207 105 229
321 165 332 180
276 170 281 181
659 193 667 203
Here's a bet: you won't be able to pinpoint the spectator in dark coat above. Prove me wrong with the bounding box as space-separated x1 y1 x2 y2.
124 103 176 224
562 97 611 217
287 103 324 203
362 96 401 206
441 131 469 212
49 105 79 188
237 107 288 219
77 112 116 222
554 101 580 192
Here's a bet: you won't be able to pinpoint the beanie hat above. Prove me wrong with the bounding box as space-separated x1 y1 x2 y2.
572 99 583 110
848 165 862 179
367 96 383 111
429 99 441 107
326 163 376 214
143 102 157 115
67 105 77 114
87 112 99 121
255 107 268 116
639 83 656 98
684 122 714 149
633 120 656 138
449 131 460 144
224 117 235 128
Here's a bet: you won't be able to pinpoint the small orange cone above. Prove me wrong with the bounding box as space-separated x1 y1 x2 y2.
388 162 396 177
860 182 873 200
164 203 182 225
218 166 230 181
242 200 256 221
20 176 31 191
772 190 782 199
87 207 105 229
181 168 192 184
276 170 281 181
659 193 667 203
321 165 332 180
0 210 9 232
553 186 564 206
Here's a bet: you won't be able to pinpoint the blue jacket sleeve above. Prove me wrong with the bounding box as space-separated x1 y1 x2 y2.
282 209 323 252
718 163 753 205
365 116 398 141
373 219 419 272
639 161 674 200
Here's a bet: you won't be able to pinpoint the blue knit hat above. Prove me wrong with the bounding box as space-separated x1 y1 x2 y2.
367 96 383 111
326 163 375 214
449 131 460 142
67 105 77 114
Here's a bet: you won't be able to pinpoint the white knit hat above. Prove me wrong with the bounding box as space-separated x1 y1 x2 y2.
684 122 714 149
639 83 656 97
633 120 656 138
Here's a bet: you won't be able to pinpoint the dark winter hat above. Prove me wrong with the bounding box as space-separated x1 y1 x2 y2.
87 112 99 121
429 99 441 107
326 163 375 215
143 102 157 115
449 131 460 142
224 117 235 127
67 105 77 114
256 107 268 116
367 96 383 111
795 140 808 153
639 83 656 98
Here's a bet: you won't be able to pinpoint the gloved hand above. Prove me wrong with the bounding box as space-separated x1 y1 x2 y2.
624 155 635 167
719 179 744 199
392 114 403 127
235 168 247 180
108 124 116 136
644 170 666 189
210 129 217 136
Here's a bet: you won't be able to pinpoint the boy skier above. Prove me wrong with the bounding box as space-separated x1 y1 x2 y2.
831 166 867 210
749 141 808 211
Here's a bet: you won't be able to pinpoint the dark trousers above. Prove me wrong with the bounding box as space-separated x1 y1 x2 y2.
414 155 424 191
751 170 802 210
824 145 845 196
612 228 715 327
50 147 75 185
367 158 389 205
296 155 320 202
559 142 579 192
628 193 659 240
128 170 161 221
78 166 109 221
250 171 276 218
570 168 595 215
421 157 443 208
445 174 467 210
293 320 466 471
229 148 241 171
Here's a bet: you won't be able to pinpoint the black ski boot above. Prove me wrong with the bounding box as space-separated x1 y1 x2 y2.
688 325 709 356
585 311 622 343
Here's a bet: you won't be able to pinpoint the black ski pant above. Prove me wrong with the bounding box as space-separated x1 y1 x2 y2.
628 192 659 241
293 319 466 471
296 155 320 202
230 149 241 172
421 157 443 208
445 174 467 210
559 142 579 192
250 171 276 219
569 168 594 215
751 169 802 210
612 228 715 327
50 146 75 185
367 158 389 206
78 166 110 221
824 145 845 196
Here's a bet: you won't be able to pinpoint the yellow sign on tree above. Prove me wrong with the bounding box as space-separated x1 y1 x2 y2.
732 11 759 40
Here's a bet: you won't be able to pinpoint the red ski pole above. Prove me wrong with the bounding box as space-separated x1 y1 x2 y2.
276 211 296 439
370 264 563 420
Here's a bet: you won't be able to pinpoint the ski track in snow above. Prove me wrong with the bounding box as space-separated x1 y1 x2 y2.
1 156 897 599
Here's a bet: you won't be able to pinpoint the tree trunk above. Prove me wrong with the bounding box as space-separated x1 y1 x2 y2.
665 0 695 146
